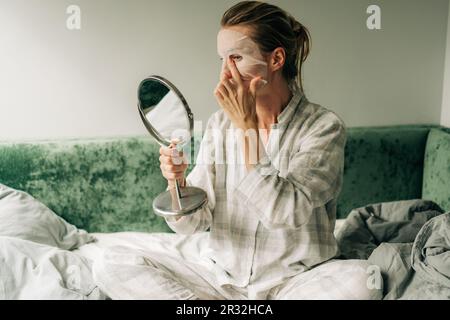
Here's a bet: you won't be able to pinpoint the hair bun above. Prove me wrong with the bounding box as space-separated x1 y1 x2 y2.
289 16 303 36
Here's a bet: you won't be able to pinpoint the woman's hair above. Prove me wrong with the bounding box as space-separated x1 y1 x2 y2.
221 1 311 92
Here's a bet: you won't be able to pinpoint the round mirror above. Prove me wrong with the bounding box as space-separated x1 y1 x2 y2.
137 76 208 218
138 76 192 147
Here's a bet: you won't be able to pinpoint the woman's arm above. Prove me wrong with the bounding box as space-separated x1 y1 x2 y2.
234 113 346 230
164 116 217 235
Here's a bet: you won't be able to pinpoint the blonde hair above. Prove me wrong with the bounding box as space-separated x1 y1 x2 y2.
221 1 311 92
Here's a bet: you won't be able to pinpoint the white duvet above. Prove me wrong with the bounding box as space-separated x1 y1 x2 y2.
0 181 346 300
0 184 104 300
0 236 105 299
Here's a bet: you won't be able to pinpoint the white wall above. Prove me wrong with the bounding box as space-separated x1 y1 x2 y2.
0 0 449 140
441 2 450 127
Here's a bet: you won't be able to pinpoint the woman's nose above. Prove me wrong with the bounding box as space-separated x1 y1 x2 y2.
221 61 228 72
221 62 232 79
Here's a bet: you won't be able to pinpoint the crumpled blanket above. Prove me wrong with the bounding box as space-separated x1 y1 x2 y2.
406 213 450 299
335 199 444 259
335 199 450 299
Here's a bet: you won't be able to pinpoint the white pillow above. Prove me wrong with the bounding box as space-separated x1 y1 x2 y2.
0 184 94 250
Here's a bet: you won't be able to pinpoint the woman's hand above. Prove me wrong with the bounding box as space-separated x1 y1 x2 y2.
159 142 188 188
214 56 265 132
214 57 266 170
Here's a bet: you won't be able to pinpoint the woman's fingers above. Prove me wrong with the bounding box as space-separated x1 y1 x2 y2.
215 84 229 104
160 162 188 173
159 162 187 182
220 69 230 81
221 78 235 99
214 89 224 102
158 146 188 183
160 145 183 157
159 154 177 166
161 171 185 181
249 76 265 98
159 145 172 157
227 57 243 86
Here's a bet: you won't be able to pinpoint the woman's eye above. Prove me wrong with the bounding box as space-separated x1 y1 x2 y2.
230 55 242 61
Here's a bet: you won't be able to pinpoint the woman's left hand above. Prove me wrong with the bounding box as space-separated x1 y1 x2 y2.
214 56 264 132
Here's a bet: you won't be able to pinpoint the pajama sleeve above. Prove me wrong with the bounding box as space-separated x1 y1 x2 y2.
165 116 217 235
234 111 346 230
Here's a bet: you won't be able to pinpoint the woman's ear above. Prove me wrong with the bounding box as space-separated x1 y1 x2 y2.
269 47 286 72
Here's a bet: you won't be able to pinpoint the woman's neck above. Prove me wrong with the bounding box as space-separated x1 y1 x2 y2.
255 79 293 130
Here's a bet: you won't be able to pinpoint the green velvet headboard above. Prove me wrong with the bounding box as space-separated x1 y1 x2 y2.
0 137 171 233
422 128 450 212
0 124 444 232
337 125 436 218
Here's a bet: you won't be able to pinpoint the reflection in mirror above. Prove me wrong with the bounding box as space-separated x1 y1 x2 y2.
138 79 191 146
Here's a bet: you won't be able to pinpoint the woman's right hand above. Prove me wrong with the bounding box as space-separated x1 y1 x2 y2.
159 143 188 188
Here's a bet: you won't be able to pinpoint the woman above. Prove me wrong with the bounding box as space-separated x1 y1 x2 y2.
94 1 382 300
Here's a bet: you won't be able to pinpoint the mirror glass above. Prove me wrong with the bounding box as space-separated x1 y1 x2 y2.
138 78 191 147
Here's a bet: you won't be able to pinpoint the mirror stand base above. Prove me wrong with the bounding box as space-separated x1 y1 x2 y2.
152 186 208 218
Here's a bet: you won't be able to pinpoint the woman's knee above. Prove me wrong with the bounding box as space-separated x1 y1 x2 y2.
335 259 383 300
301 259 383 300
274 259 383 300
92 247 154 287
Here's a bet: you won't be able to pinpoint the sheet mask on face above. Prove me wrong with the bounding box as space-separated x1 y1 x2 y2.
217 29 268 82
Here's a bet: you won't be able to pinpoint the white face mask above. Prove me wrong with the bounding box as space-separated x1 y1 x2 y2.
217 28 268 82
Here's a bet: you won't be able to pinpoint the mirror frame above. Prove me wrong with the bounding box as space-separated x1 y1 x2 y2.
137 75 194 147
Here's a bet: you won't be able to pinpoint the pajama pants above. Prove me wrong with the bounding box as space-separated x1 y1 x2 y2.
91 232 383 300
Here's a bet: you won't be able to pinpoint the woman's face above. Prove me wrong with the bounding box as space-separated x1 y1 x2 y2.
217 25 268 83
